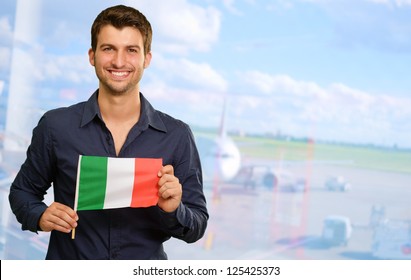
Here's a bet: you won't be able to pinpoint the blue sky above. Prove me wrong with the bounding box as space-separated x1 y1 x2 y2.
1 0 411 148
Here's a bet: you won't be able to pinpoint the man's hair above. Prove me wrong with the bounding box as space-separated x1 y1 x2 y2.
91 5 152 55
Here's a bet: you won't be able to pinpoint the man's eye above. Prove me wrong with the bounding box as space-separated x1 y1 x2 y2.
129 48 138 53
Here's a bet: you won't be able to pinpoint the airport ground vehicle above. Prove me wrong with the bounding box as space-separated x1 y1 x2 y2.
369 204 386 228
321 215 352 246
231 165 306 192
325 176 351 192
371 219 411 260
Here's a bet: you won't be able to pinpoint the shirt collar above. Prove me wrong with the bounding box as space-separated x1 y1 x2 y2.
80 90 167 133
140 92 167 133
80 90 100 127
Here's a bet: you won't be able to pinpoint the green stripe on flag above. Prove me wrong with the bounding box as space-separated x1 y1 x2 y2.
77 156 108 210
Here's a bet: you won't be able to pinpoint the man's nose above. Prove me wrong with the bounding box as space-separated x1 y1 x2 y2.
112 50 126 67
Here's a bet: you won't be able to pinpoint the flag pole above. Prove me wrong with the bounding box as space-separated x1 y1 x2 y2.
72 155 82 240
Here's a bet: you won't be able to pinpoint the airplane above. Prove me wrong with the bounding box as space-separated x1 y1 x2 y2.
194 98 306 194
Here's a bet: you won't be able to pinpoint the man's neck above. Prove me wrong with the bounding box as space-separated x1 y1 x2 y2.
97 89 141 155
98 89 141 124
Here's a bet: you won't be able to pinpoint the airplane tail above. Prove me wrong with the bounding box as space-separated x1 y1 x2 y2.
218 97 228 139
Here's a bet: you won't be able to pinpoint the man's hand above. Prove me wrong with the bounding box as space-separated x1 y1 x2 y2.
39 202 78 233
157 165 182 213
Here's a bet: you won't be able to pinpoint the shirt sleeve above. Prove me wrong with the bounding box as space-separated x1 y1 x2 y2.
158 124 208 243
9 114 55 233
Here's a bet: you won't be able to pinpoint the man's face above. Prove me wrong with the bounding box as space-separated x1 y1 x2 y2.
88 25 152 96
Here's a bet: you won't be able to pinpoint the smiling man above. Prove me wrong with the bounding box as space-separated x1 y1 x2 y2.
8 5 208 260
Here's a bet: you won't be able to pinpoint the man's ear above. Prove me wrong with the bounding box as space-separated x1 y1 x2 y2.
88 48 95 66
144 51 152 69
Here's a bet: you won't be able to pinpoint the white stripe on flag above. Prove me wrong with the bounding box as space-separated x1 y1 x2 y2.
104 157 135 209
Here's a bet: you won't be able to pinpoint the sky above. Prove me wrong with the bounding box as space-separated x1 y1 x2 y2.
0 0 411 148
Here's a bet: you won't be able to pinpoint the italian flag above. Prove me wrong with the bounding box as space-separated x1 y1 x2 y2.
74 155 163 211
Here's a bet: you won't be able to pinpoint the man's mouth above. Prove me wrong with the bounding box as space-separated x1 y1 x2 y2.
109 71 130 78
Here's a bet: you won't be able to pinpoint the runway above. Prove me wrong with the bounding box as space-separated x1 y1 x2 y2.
165 161 411 260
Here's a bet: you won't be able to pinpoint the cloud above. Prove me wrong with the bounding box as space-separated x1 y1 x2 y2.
244 71 327 99
366 0 411 7
0 80 4 95
301 0 411 52
241 70 411 146
0 47 11 73
302 0 411 5
40 53 95 84
221 0 294 13
151 55 228 92
222 0 244 15
142 78 225 127
266 0 295 10
0 16 13 72
126 0 222 54
0 16 13 44
395 0 411 6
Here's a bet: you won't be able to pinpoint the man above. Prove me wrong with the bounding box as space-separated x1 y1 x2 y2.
9 5 208 259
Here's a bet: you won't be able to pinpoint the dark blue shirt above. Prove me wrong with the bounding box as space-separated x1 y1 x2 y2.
9 91 208 259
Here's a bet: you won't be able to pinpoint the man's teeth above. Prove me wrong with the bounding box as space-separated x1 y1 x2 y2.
111 71 128 77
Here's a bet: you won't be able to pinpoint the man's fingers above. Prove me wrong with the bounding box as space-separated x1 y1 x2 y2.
51 210 78 229
158 173 178 188
43 219 72 233
158 183 181 199
158 165 179 188
40 202 78 233
157 165 182 213
51 203 78 227
158 165 174 177
54 203 78 221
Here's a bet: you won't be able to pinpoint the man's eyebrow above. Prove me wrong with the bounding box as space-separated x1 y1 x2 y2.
127 45 142 49
99 43 142 49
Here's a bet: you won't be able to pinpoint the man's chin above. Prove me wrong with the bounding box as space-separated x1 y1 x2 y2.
103 83 134 96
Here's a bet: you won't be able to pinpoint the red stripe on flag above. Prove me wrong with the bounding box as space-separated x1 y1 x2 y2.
131 158 162 207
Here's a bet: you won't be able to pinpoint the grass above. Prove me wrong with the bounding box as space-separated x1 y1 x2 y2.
233 136 411 174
